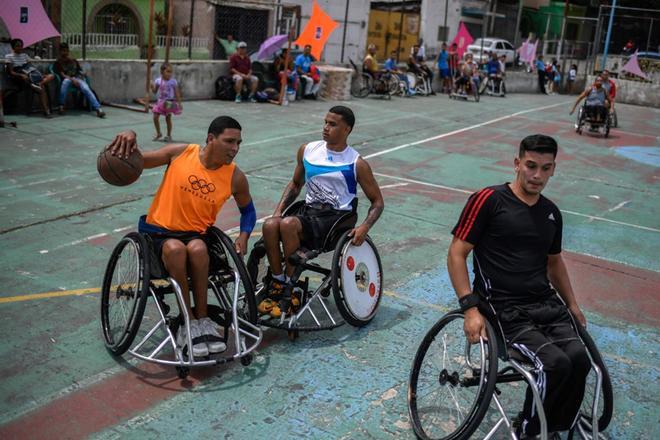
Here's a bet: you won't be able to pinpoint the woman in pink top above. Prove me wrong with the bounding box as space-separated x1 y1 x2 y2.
151 63 182 141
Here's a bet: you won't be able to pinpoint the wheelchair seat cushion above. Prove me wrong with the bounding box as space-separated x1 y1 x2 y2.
291 203 357 251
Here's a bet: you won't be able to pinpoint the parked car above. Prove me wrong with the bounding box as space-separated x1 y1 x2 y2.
467 38 516 65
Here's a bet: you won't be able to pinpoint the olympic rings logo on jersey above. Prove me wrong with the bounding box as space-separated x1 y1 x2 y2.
188 175 216 194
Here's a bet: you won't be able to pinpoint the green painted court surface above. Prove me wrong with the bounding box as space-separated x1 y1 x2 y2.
0 93 658 439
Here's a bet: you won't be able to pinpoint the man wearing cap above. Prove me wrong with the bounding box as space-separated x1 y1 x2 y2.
229 42 259 103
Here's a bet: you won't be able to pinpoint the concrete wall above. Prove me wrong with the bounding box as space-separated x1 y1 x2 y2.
420 0 462 59
587 75 660 108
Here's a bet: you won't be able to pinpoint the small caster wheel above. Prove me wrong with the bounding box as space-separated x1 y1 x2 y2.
288 330 299 341
176 366 189 379
240 354 252 366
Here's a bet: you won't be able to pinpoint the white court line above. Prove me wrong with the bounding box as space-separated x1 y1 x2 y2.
380 183 410 190
375 172 660 233
364 101 570 159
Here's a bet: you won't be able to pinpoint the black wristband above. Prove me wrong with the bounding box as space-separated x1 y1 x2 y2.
459 293 480 312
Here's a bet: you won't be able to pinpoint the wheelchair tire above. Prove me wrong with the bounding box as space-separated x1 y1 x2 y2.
473 82 480 102
207 228 258 326
478 78 488 95
408 311 498 440
351 73 372 98
575 324 614 434
331 231 382 327
100 232 150 355
611 111 618 128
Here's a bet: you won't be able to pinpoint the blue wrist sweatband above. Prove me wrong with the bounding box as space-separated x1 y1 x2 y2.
239 200 257 234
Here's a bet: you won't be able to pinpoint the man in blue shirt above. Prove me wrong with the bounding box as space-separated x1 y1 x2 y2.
437 42 450 94
294 45 320 98
536 55 548 94
384 50 412 96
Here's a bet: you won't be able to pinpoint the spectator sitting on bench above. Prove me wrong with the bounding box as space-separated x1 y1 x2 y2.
294 45 320 99
4 38 54 118
54 43 105 118
229 42 259 103
273 48 298 94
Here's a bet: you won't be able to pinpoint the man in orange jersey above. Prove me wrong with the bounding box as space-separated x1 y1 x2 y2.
447 135 588 439
107 116 256 357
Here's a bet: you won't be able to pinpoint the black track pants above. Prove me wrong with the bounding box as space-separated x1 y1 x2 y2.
497 297 591 436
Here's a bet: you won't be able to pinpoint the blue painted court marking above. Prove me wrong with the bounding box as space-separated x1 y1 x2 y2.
614 146 660 167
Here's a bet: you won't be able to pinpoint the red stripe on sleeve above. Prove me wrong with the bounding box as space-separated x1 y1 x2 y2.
459 188 494 241
455 188 489 239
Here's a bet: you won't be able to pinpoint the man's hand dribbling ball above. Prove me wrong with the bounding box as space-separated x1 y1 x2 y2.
108 130 138 159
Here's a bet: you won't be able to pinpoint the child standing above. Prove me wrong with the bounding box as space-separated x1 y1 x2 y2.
567 64 577 94
151 63 182 141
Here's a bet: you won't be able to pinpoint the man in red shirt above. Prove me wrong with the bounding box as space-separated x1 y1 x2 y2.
229 42 259 103
601 69 616 113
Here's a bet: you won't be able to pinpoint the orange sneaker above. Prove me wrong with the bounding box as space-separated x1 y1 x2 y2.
257 279 287 316
269 291 300 319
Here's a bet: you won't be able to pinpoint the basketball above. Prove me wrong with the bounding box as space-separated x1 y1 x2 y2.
97 148 144 186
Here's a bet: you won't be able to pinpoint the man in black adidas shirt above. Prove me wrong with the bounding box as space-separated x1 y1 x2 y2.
447 134 589 439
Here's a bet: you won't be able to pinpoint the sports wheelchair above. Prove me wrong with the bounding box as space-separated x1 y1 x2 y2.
407 297 613 440
349 60 400 99
450 76 480 102
406 72 433 96
480 74 506 97
575 104 612 138
100 223 262 379
246 200 383 340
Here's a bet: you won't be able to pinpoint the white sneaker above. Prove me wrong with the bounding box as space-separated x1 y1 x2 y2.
177 319 208 357
199 317 227 353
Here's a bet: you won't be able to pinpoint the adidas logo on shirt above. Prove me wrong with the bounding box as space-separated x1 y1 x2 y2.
548 213 555 221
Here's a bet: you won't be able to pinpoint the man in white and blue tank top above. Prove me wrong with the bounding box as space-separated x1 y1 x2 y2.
259 106 385 318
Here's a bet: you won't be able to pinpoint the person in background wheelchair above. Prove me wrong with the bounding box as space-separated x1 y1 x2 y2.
258 106 384 319
106 116 256 358
485 51 504 95
453 54 479 96
447 135 589 439
570 75 610 125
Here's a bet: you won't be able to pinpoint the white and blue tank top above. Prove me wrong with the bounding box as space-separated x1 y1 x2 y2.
303 141 359 211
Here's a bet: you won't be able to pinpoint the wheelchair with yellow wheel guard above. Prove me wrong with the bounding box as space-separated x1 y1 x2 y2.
246 201 383 340
407 294 613 440
100 222 262 379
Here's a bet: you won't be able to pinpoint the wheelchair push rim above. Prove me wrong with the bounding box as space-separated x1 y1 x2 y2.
408 311 498 440
100 232 150 355
331 232 382 327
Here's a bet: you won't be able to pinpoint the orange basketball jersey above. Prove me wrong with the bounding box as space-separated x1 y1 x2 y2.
146 144 235 232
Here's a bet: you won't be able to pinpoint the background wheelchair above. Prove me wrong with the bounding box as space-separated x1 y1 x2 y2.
576 104 612 138
349 59 400 99
100 225 262 379
407 298 613 440
480 74 506 97
450 76 480 102
407 71 432 96
246 200 383 340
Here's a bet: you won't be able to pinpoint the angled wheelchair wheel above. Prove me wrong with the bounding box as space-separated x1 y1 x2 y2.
331 231 382 327
611 110 618 128
408 311 498 440
351 73 372 98
207 228 257 326
478 78 488 95
246 238 268 294
100 232 150 355
574 324 613 435
472 82 480 102
576 107 584 135
386 74 400 96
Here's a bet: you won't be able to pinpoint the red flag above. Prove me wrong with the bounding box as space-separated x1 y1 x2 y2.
294 0 339 61
450 22 474 59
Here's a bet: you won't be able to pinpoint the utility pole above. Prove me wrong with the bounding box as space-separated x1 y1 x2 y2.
601 0 617 70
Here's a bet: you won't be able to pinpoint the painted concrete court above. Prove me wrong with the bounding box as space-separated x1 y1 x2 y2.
0 92 658 439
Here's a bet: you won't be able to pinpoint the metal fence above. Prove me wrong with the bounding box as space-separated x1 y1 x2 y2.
43 0 219 61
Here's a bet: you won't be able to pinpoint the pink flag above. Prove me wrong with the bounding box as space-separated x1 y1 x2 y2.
451 22 474 59
0 0 60 48
620 51 648 80
517 39 537 64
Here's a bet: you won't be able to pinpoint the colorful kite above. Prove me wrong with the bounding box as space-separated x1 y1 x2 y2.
0 0 60 47
294 0 338 61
